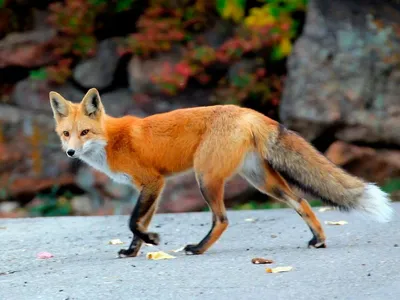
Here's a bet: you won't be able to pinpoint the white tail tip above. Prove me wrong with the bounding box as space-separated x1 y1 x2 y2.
357 183 394 222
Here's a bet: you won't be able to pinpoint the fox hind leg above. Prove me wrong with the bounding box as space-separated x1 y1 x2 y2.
240 154 326 248
184 175 228 255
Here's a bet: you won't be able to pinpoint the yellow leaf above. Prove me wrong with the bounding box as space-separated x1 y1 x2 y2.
244 16 257 27
146 251 176 260
222 2 244 22
266 266 293 273
279 37 292 56
108 239 124 245
325 220 348 226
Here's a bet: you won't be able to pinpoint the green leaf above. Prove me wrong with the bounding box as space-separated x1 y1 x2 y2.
116 0 135 12
269 5 280 17
382 178 400 194
88 0 107 6
236 0 246 9
30 68 48 81
0 0 6 8
216 0 226 15
271 46 283 61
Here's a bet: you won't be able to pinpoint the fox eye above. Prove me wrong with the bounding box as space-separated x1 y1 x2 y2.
63 131 69 137
81 129 89 136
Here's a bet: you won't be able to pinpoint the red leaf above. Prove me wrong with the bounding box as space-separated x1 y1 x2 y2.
175 62 191 77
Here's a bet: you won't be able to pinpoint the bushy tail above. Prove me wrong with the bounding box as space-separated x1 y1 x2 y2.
264 124 393 222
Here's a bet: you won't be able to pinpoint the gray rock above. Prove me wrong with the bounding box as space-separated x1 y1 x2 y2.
203 20 234 49
71 196 93 215
0 27 56 68
100 88 145 117
0 201 19 213
127 48 183 95
281 0 400 145
11 77 84 112
73 39 120 89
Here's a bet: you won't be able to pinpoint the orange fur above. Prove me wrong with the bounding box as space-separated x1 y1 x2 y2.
49 88 392 257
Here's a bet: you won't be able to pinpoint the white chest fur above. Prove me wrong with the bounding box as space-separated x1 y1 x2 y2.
80 142 132 185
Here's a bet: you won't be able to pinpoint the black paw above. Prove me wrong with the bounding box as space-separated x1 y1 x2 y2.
142 232 160 245
308 237 327 249
118 248 137 258
184 244 203 255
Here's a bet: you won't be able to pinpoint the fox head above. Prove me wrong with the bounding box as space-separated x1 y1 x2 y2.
49 88 107 158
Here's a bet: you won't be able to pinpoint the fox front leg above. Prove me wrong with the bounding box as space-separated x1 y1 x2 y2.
118 180 164 258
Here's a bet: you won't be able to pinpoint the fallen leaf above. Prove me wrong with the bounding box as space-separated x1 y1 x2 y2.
245 218 258 222
270 234 277 238
36 252 54 259
170 246 185 253
266 266 293 273
108 239 124 245
318 207 334 212
325 220 348 225
0 226 7 230
252 257 274 264
146 251 176 260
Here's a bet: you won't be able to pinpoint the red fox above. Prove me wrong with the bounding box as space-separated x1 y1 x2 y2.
49 88 393 257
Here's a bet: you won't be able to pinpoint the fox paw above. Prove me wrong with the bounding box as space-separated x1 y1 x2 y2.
183 244 203 255
142 232 160 246
308 237 327 249
118 248 138 258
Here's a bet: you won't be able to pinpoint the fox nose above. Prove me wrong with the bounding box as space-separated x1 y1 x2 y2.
66 149 75 157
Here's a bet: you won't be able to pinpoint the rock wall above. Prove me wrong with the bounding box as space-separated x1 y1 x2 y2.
281 0 400 146
0 40 251 216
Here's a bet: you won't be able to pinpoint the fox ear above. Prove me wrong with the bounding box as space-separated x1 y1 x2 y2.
49 91 69 121
81 88 104 118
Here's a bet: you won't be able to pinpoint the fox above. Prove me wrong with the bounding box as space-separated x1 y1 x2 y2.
49 88 393 258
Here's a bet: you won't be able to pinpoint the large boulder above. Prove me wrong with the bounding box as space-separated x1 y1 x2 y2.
281 0 400 145
73 39 120 89
127 49 212 115
325 141 400 200
0 9 56 68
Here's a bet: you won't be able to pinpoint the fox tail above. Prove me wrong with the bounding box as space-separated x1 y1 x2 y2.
261 123 393 222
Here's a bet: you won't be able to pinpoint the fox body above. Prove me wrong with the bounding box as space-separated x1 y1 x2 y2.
49 88 393 257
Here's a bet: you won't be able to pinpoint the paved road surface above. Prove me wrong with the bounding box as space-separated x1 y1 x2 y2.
1 204 400 300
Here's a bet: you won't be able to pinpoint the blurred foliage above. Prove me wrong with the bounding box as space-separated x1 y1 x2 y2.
28 186 73 217
143 0 308 104
0 0 308 108
203 198 321 211
382 178 400 194
231 199 321 210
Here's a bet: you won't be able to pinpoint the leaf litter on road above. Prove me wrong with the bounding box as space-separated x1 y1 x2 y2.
244 218 258 222
251 257 274 264
146 251 176 260
266 266 293 273
325 220 348 225
108 239 124 245
36 252 54 259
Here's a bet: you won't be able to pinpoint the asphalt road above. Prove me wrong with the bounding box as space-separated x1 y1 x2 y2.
1 204 400 300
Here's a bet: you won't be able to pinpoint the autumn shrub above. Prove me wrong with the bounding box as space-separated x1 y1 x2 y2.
30 0 136 84
23 0 307 110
